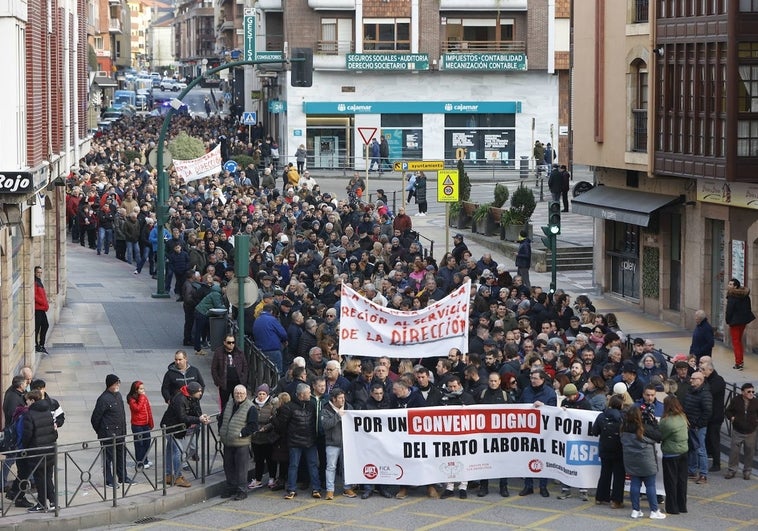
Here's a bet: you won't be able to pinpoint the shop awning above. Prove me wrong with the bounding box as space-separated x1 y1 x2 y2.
92 76 117 88
571 186 682 227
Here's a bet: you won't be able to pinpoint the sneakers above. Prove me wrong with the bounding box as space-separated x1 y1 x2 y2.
580 490 589 501
630 510 644 519
733 364 744 371
325 491 334 500
284 491 296 500
267 478 276 488
744 472 752 480
395 487 407 499
557 490 572 499
247 480 263 490
343 488 357 498
27 504 47 513
312 490 321 499
650 510 666 519
427 486 439 498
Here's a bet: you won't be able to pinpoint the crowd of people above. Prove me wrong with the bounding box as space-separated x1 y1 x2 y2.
4 112 756 516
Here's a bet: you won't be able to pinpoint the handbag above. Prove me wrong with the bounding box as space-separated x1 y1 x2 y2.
687 428 700 451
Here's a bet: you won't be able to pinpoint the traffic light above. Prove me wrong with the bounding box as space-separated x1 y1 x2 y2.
541 225 557 251
290 48 313 87
548 200 561 235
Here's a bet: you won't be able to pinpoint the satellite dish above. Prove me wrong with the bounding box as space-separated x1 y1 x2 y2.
226 277 259 308
147 147 173 170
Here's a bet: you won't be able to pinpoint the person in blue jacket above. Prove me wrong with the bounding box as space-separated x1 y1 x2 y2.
253 303 288 376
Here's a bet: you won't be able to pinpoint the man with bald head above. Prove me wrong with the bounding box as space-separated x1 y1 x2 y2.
683 371 712 484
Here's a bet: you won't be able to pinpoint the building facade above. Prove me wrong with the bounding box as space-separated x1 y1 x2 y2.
246 0 570 171
0 0 89 404
573 0 758 349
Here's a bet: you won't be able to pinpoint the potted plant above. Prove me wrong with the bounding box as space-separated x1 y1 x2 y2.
502 185 536 241
493 183 509 208
472 202 492 234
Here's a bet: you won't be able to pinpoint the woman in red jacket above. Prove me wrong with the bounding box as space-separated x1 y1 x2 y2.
127 381 155 469
34 266 49 354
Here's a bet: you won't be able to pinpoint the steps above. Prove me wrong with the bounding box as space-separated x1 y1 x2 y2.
545 246 594 272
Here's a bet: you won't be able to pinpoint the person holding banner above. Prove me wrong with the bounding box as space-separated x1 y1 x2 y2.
519 369 557 497
320 389 357 500
439 376 476 499
477 372 513 498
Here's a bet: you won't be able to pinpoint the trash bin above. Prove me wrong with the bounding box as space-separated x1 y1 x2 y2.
208 308 228 351
519 156 529 179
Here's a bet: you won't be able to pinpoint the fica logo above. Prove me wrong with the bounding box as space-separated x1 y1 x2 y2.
337 104 346 112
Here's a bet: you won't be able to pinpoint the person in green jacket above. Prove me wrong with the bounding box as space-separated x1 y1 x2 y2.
193 283 225 356
659 395 689 515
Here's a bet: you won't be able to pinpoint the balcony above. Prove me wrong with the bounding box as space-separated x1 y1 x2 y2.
108 0 121 5
109 18 122 34
218 20 235 32
308 0 355 9
317 40 354 55
441 40 525 53
439 0 527 10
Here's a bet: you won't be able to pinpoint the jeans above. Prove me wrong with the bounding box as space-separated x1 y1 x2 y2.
523 477 547 490
262 349 283 376
325 445 342 492
630 474 658 512
287 446 320 492
165 434 184 477
688 426 708 476
132 424 151 465
97 227 113 254
125 241 140 265
193 311 210 352
136 244 151 274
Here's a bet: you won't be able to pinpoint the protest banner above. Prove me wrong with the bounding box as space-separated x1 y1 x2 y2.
173 144 222 183
343 404 602 488
338 280 470 358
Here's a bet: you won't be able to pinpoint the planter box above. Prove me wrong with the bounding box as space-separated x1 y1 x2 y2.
502 222 533 242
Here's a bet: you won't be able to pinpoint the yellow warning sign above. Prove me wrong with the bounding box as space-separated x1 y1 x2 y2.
437 170 459 203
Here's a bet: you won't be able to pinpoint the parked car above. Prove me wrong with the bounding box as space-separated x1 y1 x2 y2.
159 78 176 91
173 80 187 92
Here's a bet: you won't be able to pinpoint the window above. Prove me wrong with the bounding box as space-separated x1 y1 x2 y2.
321 18 353 54
363 19 410 51
631 60 648 152
633 0 649 23
740 0 758 11
444 18 515 52
737 120 758 156
94 36 103 50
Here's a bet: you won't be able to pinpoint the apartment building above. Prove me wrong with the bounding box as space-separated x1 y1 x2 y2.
0 0 89 390
573 0 758 348
251 0 569 170
174 0 217 77
90 0 132 72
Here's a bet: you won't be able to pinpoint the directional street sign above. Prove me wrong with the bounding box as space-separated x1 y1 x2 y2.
437 169 459 202
223 160 239 173
241 111 257 125
393 160 445 172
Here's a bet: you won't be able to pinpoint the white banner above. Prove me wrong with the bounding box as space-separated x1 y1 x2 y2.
338 281 470 358
343 404 603 488
173 144 222 183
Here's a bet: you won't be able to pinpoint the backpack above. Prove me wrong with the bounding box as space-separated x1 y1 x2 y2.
597 412 622 449
0 417 20 452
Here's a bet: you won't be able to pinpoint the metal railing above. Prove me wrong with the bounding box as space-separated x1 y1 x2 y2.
316 40 355 55
441 40 526 54
0 420 224 518
632 109 648 152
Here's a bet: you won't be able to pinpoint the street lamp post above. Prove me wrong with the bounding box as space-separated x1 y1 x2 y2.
151 59 286 298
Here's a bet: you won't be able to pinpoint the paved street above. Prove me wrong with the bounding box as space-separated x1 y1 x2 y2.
3 171 757 529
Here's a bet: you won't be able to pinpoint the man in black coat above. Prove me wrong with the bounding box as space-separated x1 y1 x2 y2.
274 383 322 499
90 374 130 487
683 371 712 483
22 390 58 512
700 357 726 471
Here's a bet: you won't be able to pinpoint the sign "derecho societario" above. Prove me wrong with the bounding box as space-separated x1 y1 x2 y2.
442 53 527 71
346 53 430 70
